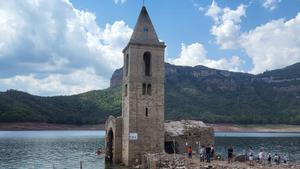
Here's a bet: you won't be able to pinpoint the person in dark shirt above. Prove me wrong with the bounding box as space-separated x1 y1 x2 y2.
228 146 233 163
206 145 211 163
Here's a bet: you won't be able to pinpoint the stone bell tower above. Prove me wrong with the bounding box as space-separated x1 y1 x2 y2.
121 6 166 166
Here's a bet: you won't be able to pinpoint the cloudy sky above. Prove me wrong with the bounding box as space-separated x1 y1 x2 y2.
0 0 300 96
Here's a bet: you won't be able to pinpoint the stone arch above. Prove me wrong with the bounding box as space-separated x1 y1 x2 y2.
105 116 123 164
105 116 116 164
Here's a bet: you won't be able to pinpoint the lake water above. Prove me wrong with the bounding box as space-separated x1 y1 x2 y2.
215 132 300 162
0 131 299 169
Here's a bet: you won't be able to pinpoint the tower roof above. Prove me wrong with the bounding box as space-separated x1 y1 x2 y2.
129 6 161 45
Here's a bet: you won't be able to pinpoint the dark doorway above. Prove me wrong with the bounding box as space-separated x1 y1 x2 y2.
105 129 114 163
165 141 178 154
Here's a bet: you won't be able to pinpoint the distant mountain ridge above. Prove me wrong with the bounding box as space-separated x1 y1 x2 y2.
1 62 300 124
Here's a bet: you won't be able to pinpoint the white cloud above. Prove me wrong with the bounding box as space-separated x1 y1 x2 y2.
262 0 282 11
168 43 244 72
206 1 246 49
241 13 300 74
192 1 205 12
113 0 127 4
0 68 109 96
0 0 132 95
205 2 300 74
205 0 222 23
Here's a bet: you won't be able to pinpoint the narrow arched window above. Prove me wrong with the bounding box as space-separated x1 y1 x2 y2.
143 52 151 76
125 54 129 76
142 83 146 95
147 84 151 95
125 84 128 96
145 107 148 117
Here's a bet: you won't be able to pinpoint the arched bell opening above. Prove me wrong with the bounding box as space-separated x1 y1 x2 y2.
143 52 151 76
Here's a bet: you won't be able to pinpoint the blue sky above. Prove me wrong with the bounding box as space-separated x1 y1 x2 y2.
0 0 300 96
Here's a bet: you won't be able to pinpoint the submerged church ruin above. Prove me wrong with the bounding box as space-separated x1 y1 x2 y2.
105 6 214 167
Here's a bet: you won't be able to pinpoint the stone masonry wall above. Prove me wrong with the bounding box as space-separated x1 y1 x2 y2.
165 120 215 154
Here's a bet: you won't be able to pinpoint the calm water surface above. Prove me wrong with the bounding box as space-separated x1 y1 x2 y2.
0 131 105 169
0 131 299 169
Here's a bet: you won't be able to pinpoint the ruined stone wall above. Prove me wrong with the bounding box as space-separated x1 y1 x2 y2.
114 117 123 163
165 121 215 154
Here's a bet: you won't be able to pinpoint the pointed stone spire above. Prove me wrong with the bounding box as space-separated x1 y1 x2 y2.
129 6 161 45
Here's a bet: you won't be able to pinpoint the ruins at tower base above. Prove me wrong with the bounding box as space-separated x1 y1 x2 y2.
105 5 166 166
105 118 214 168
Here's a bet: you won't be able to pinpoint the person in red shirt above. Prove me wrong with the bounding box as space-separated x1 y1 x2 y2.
187 146 193 159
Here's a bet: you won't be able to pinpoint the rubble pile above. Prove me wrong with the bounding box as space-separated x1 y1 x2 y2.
144 153 188 169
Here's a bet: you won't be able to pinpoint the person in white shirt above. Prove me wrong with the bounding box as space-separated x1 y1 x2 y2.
198 145 205 162
258 149 264 164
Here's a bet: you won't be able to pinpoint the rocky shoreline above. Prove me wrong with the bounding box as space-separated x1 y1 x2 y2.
141 153 300 169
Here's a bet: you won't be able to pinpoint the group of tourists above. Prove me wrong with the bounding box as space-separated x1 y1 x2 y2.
247 146 289 166
228 146 289 166
186 145 290 166
187 145 215 163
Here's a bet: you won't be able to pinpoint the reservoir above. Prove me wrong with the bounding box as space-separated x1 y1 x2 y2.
0 131 299 169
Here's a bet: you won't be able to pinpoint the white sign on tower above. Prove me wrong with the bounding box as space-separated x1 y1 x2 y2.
129 133 138 140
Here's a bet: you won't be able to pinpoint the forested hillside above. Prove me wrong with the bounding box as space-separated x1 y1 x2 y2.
1 62 300 124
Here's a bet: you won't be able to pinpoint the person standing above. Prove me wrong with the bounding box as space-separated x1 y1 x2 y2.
267 153 272 166
187 146 193 159
258 149 264 164
274 154 279 166
246 146 254 166
210 145 215 161
249 154 254 166
283 154 288 164
199 145 205 162
206 145 211 163
227 146 233 164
